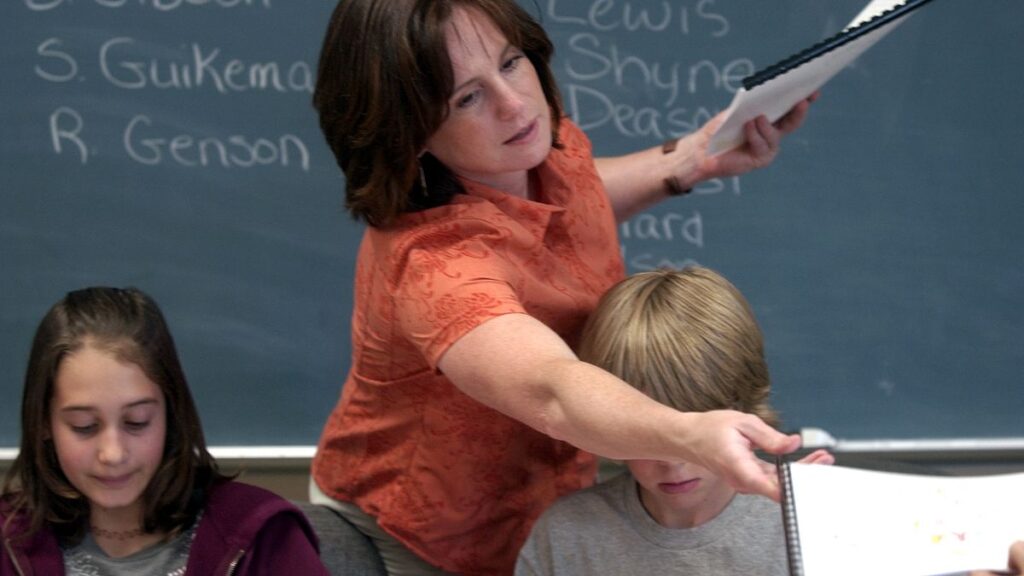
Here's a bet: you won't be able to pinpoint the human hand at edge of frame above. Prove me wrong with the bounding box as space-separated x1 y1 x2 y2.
969 541 1024 576
794 448 835 466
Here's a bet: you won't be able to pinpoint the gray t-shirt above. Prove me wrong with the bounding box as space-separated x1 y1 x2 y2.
516 472 789 576
62 516 199 576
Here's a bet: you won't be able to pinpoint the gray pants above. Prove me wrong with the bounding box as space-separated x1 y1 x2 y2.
308 478 453 576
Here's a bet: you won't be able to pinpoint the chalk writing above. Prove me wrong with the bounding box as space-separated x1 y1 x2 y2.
619 210 703 245
124 114 310 169
621 244 701 272
618 211 703 271
25 0 271 11
35 38 78 82
98 38 312 93
46 108 310 170
563 33 751 107
23 1 316 174
550 0 754 270
49 107 89 164
35 36 313 94
545 0 729 37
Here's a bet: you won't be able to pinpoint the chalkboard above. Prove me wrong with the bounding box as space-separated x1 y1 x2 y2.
2 0 1022 449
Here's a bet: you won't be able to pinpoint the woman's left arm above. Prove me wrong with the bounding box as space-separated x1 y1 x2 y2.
595 95 816 222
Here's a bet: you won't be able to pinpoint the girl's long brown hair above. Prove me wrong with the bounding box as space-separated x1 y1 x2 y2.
1 287 227 543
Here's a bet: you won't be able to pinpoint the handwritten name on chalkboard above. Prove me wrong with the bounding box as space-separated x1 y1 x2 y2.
541 0 750 272
546 1 750 140
23 0 314 171
25 0 271 11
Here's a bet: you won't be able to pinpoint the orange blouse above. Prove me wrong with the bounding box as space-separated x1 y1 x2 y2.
312 120 625 574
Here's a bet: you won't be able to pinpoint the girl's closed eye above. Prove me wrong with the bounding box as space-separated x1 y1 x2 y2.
123 404 157 433
124 420 151 433
70 423 98 436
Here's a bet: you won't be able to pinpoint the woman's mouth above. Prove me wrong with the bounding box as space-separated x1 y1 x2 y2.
505 120 538 145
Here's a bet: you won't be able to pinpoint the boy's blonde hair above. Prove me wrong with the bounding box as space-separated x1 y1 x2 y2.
579 267 779 427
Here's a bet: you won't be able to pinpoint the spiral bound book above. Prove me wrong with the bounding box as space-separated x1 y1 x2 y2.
777 459 1024 576
708 0 938 155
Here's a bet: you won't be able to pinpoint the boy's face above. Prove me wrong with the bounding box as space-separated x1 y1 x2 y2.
627 459 736 528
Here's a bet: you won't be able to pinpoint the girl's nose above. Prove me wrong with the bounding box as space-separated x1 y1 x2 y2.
97 429 128 466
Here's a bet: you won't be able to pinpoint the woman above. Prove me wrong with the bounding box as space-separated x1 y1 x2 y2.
311 1 814 573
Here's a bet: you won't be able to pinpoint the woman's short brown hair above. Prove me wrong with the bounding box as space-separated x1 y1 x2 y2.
313 0 564 227
1 287 225 542
579 267 780 427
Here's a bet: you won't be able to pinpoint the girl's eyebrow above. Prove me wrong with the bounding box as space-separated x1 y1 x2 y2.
58 398 160 413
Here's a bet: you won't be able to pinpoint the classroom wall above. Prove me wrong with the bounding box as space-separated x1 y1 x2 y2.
3 1 1023 450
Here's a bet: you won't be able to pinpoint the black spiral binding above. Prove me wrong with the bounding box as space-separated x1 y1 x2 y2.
777 456 803 576
742 0 939 91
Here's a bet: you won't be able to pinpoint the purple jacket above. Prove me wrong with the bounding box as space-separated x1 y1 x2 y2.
1 481 329 576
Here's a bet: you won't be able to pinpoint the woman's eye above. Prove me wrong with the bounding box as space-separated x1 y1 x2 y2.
502 54 524 72
456 91 479 109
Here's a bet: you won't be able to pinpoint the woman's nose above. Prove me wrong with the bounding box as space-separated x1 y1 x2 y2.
494 81 525 120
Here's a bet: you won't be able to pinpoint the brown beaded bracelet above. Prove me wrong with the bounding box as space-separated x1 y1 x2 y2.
661 138 692 197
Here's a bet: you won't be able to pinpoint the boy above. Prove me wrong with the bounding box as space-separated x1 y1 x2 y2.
516 267 832 575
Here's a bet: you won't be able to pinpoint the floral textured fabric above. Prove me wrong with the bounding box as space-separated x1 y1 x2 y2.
312 119 625 575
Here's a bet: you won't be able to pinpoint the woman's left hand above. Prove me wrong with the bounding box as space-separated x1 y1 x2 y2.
676 92 818 186
598 92 818 222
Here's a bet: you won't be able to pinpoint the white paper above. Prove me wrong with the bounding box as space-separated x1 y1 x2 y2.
708 0 913 155
786 463 1024 576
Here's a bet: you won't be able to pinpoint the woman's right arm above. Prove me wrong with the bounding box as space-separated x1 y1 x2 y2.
437 313 801 501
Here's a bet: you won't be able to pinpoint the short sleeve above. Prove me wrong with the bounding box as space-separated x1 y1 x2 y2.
394 235 527 369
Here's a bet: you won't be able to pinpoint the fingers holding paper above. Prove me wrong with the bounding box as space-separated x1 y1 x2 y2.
689 92 818 182
691 410 801 502
795 448 835 466
970 541 1024 575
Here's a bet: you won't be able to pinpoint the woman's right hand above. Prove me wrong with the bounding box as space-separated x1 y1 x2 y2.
683 410 802 502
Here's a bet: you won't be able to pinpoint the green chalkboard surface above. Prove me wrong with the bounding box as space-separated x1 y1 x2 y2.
2 1 1021 448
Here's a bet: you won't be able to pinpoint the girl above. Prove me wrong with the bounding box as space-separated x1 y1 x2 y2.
0 287 329 575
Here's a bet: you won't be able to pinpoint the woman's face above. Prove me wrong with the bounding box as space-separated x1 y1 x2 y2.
49 345 167 523
424 7 552 197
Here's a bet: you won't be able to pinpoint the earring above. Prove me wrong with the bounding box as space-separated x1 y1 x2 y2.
418 162 428 196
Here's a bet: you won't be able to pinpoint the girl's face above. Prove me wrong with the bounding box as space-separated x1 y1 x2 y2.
423 6 552 197
627 458 736 528
49 345 166 523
